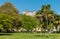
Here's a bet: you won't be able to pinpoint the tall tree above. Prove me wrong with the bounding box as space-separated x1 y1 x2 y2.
0 2 19 14
36 4 55 32
21 15 39 32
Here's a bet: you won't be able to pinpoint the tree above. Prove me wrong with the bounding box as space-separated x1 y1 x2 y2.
10 14 22 32
21 15 39 32
0 14 12 32
0 14 22 32
0 2 19 14
0 2 23 32
36 4 55 32
53 14 60 31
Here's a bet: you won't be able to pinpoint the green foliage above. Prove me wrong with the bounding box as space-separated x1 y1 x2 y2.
10 14 22 29
0 14 12 29
21 15 39 30
0 2 60 33
48 23 54 29
0 2 19 14
36 4 58 31
0 24 3 29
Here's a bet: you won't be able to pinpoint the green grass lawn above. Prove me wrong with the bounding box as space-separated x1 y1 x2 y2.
0 33 60 39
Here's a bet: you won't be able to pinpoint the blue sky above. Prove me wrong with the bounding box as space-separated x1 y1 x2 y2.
0 0 60 14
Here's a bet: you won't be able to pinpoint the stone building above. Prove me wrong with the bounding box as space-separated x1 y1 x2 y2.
23 10 36 16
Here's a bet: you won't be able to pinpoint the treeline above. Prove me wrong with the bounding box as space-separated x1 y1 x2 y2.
36 4 60 33
0 2 39 33
0 2 60 33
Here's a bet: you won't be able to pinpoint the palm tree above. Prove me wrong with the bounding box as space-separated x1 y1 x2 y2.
36 4 55 32
53 14 60 32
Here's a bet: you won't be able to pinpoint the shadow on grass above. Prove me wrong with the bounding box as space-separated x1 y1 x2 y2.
0 33 12 36
35 34 49 37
